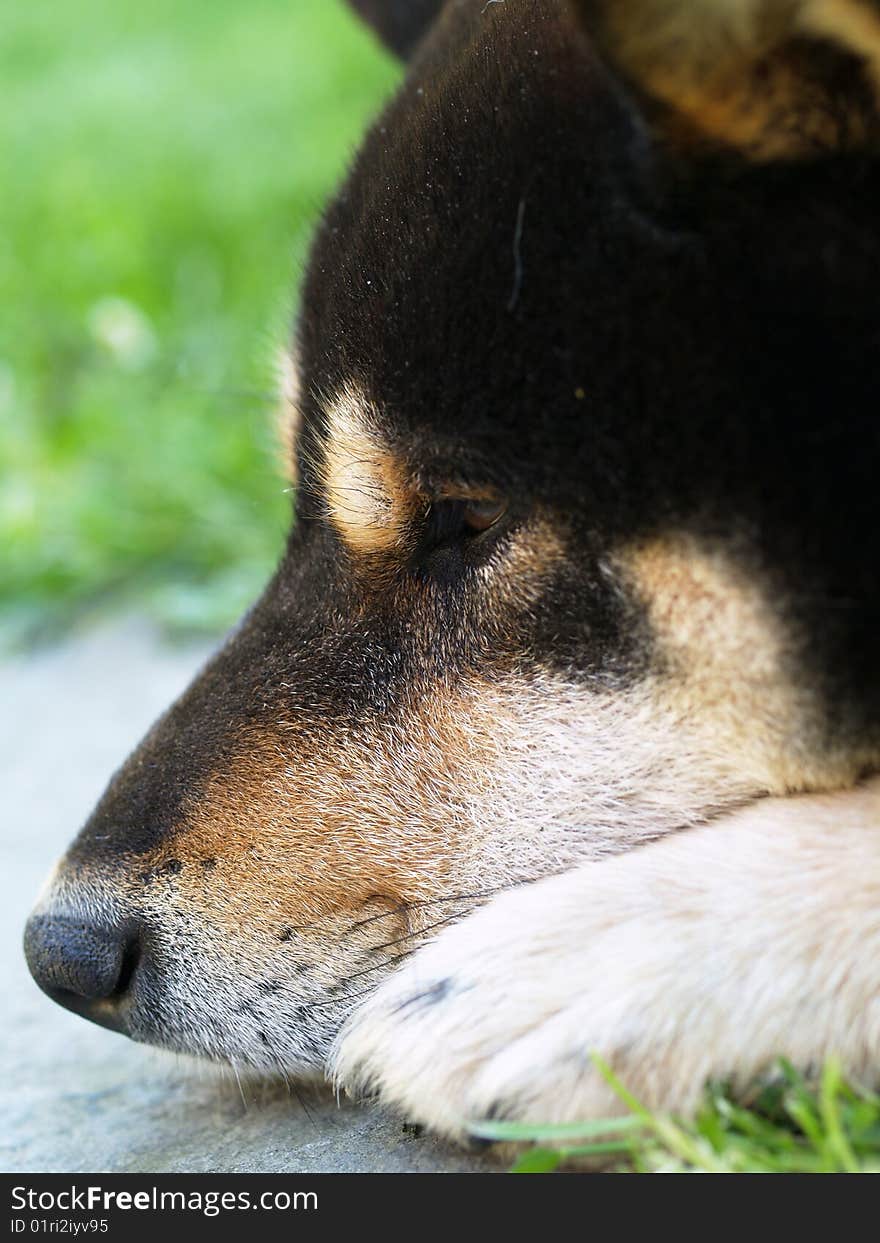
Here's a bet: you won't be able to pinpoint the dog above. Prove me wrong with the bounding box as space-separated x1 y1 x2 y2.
24 0 880 1145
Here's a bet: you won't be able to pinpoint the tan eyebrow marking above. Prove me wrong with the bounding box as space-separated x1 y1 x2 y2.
320 384 415 555
318 387 556 578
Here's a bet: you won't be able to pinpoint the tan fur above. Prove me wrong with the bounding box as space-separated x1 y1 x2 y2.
276 346 302 486
620 534 876 792
586 0 880 159
334 776 880 1141
474 511 569 614
805 0 880 87
319 383 415 555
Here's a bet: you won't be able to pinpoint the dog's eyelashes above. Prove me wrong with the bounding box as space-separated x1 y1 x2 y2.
461 498 507 533
425 497 508 544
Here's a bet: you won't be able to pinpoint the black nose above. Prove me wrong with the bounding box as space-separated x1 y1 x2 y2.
23 913 140 1032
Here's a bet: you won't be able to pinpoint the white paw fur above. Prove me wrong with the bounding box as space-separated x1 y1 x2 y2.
333 779 880 1141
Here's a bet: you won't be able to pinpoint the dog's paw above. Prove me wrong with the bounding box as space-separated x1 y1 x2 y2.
332 880 622 1141
331 856 694 1141
333 787 880 1142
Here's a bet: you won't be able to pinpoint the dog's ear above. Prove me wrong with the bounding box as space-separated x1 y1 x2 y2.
572 0 880 160
346 0 446 59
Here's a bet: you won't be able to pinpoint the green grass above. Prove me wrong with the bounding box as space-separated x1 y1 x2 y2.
471 1057 880 1173
0 0 400 642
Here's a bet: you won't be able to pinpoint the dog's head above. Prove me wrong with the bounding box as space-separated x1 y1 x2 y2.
25 0 880 1075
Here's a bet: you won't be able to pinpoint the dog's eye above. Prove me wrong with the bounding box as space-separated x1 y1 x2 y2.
419 496 509 564
427 497 508 542
461 498 507 533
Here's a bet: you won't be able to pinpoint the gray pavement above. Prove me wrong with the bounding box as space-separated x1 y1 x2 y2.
0 618 491 1173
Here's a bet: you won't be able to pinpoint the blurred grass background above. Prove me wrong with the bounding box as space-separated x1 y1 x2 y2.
0 0 399 643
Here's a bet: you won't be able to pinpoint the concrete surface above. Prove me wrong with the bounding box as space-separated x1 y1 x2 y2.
0 618 492 1174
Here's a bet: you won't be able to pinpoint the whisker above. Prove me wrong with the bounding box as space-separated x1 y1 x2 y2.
230 1059 249 1109
304 983 394 1013
273 887 512 942
276 1062 293 1097
258 1031 293 1097
347 886 510 933
305 911 470 1012
335 948 417 987
369 910 471 953
254 1035 319 1129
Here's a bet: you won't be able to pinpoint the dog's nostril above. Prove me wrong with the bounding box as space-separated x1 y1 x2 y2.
114 936 141 996
23 914 141 1027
